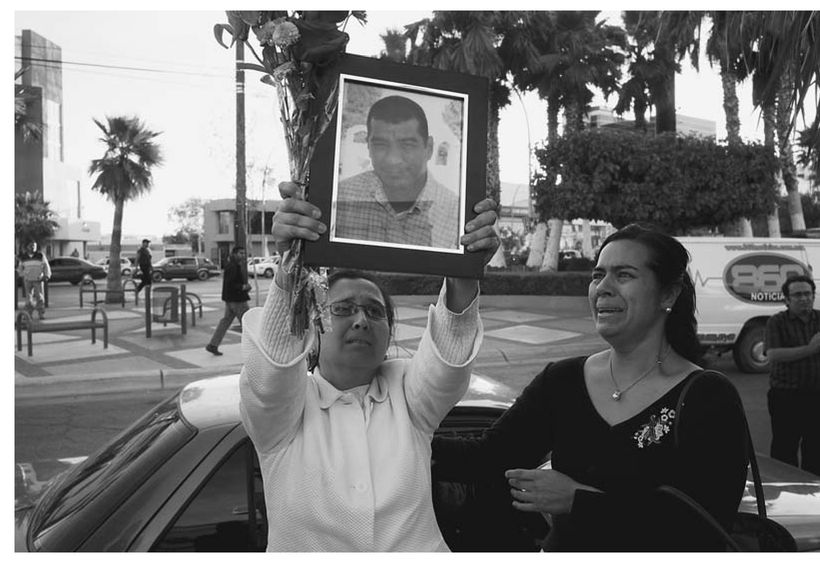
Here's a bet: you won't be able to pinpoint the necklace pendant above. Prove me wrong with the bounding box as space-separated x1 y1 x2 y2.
612 390 622 401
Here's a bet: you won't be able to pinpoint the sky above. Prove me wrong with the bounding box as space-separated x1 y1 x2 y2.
12 2 816 239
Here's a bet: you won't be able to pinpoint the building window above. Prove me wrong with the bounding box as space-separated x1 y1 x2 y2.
218 211 233 234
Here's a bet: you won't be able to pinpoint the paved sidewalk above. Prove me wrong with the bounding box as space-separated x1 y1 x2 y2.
15 284 603 399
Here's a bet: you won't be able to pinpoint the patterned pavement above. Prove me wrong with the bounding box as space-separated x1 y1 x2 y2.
14 282 605 398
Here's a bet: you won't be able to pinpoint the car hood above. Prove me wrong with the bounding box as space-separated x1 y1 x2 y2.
738 455 820 551
179 371 517 429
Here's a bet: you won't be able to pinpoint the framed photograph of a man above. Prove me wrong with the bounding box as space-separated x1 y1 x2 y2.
304 54 489 279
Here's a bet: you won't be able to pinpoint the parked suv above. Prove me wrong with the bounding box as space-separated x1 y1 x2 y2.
149 256 221 282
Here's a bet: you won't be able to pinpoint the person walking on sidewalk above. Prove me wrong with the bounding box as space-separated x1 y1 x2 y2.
206 245 251 355
135 238 153 296
764 274 820 475
17 241 51 320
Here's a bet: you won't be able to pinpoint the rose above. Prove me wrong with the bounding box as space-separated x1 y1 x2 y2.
271 21 300 47
256 20 301 48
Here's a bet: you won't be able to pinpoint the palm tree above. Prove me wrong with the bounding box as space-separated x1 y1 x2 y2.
379 28 408 62
614 45 655 132
798 115 820 185
512 11 625 270
401 11 515 268
15 191 59 251
622 11 703 135
15 68 42 143
89 116 162 303
705 11 754 236
741 11 819 233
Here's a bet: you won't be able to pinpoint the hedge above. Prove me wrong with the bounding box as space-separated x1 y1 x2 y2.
370 270 590 296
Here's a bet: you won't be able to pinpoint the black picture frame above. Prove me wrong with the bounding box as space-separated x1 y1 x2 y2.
303 53 489 279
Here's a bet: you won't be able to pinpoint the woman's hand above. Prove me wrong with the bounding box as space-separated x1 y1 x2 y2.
461 197 500 262
445 197 500 312
271 181 327 289
270 181 327 257
505 468 601 516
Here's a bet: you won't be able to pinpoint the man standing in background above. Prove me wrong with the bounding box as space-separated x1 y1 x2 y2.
764 274 820 475
135 238 153 296
206 245 251 356
17 241 51 320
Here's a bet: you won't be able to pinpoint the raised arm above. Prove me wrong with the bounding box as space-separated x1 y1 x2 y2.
239 183 326 455
404 198 499 430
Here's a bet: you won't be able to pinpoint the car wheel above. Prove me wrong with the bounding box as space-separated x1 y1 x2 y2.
264 268 274 278
197 270 209 281
151 271 163 282
732 323 769 374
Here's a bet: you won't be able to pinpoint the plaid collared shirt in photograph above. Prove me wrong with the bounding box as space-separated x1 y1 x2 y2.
334 170 460 249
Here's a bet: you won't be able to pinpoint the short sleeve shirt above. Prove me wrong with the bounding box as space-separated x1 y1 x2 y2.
765 309 820 391
334 170 460 249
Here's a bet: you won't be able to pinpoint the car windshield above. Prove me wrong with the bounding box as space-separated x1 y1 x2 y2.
29 395 195 545
155 258 171 266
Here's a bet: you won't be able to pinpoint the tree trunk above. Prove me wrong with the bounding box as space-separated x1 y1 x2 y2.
776 67 805 233
634 97 648 132
105 198 125 304
581 219 593 257
653 46 676 134
486 90 506 269
528 98 560 270
721 66 741 145
542 104 577 272
541 218 562 272
763 102 782 237
720 65 752 236
526 222 547 268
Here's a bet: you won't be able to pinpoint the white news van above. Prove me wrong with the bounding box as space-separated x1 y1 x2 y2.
677 237 820 374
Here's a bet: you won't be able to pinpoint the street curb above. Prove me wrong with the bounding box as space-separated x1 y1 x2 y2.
14 364 243 400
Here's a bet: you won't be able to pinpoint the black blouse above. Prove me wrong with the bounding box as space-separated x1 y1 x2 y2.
432 356 750 551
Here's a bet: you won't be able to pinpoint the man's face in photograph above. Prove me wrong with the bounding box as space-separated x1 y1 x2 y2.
367 117 433 195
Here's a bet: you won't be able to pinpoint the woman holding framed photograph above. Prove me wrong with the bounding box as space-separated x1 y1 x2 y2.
239 181 498 551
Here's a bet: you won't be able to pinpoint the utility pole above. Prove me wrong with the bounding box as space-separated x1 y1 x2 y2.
234 39 248 255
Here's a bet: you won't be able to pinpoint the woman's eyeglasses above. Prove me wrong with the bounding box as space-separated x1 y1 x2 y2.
328 300 388 320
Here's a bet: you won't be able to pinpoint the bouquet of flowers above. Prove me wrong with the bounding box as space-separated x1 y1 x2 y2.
214 11 366 338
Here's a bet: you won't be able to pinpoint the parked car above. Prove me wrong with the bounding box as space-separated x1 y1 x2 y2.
47 257 108 285
96 257 134 277
247 255 280 278
145 256 221 282
14 373 820 552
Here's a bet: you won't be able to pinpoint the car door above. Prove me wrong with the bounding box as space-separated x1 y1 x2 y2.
48 258 66 281
179 258 197 278
132 428 266 552
165 258 184 279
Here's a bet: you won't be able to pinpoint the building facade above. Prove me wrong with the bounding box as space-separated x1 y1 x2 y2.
203 199 281 266
15 29 101 257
